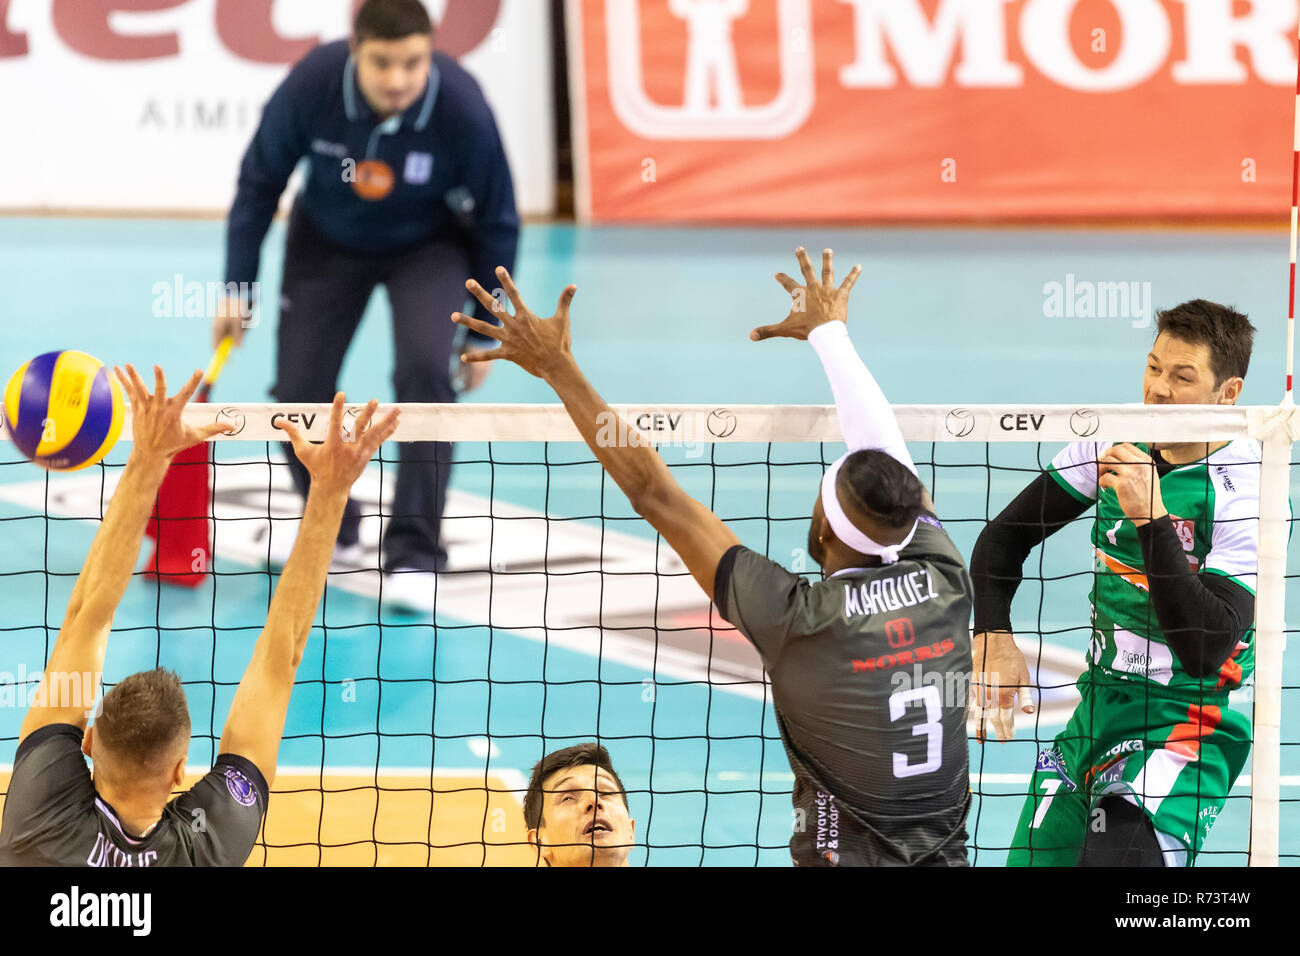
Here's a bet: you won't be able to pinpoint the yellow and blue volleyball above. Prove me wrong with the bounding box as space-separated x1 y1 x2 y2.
3 351 125 471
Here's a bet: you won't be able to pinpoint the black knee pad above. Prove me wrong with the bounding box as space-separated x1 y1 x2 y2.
1078 795 1166 867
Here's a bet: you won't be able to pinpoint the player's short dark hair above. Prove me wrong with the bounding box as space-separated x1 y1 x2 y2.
838 449 924 531
523 743 629 830
96 669 190 772
353 0 434 44
1155 299 1256 385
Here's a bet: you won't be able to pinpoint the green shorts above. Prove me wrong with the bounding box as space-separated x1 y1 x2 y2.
1006 673 1250 867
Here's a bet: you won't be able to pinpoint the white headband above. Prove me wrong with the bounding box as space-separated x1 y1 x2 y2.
820 453 917 565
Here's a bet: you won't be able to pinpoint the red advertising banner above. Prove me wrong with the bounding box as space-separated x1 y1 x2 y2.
569 0 1298 222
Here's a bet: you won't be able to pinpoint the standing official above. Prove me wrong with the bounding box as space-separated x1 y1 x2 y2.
215 0 519 610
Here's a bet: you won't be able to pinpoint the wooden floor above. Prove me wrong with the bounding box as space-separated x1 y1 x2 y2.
0 770 537 867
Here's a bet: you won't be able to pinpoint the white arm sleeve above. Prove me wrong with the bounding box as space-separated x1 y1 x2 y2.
807 321 916 475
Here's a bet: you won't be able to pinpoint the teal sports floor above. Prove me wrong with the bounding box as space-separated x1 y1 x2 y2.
0 218 1297 865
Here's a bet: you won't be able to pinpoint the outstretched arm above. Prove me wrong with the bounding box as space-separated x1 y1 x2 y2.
218 396 398 786
753 248 912 473
751 248 934 515
452 270 739 600
20 366 234 743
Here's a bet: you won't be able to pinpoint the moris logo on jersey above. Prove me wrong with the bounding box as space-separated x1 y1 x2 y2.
853 638 955 673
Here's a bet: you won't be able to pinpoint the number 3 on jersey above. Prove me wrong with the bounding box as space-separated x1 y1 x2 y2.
890 685 942 778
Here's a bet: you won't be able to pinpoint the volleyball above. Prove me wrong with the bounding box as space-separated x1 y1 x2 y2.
3 350 125 471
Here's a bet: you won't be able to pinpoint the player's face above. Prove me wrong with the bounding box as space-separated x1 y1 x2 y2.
353 35 433 118
1143 333 1224 407
529 764 634 867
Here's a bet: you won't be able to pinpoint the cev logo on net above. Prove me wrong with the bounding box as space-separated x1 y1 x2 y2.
595 408 736 457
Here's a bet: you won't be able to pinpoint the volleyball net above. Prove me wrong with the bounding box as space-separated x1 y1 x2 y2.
0 401 1295 865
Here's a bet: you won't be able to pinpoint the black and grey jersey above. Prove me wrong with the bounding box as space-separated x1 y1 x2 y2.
715 514 973 866
0 724 268 867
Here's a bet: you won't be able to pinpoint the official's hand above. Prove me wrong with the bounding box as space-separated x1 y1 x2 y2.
969 631 1036 742
451 266 578 383
213 294 250 349
750 247 862 342
1097 443 1166 525
274 394 400 497
116 364 236 466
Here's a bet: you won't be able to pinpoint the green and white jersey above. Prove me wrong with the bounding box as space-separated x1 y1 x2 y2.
1047 439 1265 696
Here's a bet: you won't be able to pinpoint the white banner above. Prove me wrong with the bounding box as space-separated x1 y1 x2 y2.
0 0 554 215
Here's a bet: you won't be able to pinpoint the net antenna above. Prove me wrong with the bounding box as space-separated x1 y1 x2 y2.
1289 14 1299 407
1252 18 1300 866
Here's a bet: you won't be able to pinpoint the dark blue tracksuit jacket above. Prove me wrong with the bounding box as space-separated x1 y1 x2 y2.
224 39 518 341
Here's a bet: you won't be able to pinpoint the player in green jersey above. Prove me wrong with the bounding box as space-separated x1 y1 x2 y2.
970 300 1263 866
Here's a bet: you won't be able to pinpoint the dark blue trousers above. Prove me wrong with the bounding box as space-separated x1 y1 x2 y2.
271 208 464 572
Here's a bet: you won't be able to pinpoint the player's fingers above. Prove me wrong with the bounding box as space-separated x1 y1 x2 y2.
774 272 799 294
749 323 787 342
377 407 401 440
153 365 167 402
1018 685 1036 715
461 348 500 364
195 422 237 440
114 367 141 406
327 392 344 443
451 312 504 341
175 369 204 406
126 364 150 403
354 398 379 437
839 264 862 296
273 417 307 455
821 248 834 288
495 266 525 312
998 681 1018 714
794 247 818 287
555 284 578 321
362 407 399 454
993 706 1016 741
967 683 987 739
465 279 505 316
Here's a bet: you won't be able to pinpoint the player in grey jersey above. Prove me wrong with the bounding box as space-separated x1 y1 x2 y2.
452 248 973 866
0 369 397 866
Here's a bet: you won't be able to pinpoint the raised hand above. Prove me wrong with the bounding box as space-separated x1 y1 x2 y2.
1098 443 1167 525
451 266 579 382
274 394 400 497
750 247 862 343
115 364 236 465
